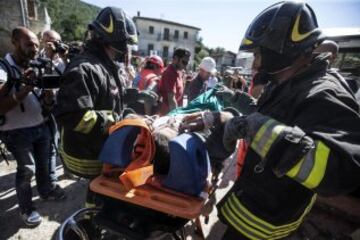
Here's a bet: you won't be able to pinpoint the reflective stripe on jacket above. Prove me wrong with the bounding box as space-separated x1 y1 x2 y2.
218 55 360 238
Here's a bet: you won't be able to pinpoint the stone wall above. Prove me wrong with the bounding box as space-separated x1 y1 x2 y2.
0 0 49 57
0 0 24 57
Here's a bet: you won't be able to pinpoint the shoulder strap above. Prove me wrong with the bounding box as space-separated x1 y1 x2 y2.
107 118 155 189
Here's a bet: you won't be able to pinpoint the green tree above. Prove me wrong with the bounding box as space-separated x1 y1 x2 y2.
39 0 99 42
209 47 226 56
193 37 209 70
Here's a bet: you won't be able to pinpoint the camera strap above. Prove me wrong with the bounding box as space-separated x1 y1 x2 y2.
9 65 25 112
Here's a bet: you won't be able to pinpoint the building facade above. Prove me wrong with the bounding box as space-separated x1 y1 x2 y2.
212 51 237 72
0 0 50 56
133 15 200 66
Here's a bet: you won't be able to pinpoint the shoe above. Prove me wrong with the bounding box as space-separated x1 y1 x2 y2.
41 185 66 201
21 210 42 227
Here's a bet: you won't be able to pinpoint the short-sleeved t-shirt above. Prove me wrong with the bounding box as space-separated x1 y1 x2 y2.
0 54 44 131
159 64 184 114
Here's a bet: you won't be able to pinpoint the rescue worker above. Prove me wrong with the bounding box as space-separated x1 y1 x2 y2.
137 55 164 115
54 6 138 180
181 1 360 239
137 55 164 91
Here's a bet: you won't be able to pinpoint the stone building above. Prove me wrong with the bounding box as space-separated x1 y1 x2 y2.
0 0 51 56
211 51 236 72
133 14 200 66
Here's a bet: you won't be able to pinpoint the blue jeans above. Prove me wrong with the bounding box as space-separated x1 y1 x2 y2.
46 116 60 186
1 123 53 212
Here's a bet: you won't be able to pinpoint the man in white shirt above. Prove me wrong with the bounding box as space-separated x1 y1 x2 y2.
0 27 64 227
40 29 67 189
40 30 67 73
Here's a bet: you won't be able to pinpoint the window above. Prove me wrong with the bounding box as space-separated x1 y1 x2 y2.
184 31 188 39
174 30 179 39
148 44 154 55
149 26 154 34
27 0 36 19
163 46 169 58
163 28 170 41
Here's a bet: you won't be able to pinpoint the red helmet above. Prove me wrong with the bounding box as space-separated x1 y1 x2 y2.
147 55 164 70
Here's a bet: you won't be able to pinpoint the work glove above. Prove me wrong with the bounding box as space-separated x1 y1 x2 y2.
100 111 120 134
138 90 159 106
223 112 271 151
215 85 235 102
124 88 139 104
216 85 256 115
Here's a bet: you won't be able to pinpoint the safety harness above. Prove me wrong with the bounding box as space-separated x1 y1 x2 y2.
101 118 155 189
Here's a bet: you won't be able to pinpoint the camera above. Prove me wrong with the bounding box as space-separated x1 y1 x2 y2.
16 58 62 89
53 41 69 55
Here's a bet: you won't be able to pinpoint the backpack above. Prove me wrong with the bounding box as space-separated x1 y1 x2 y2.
0 58 19 126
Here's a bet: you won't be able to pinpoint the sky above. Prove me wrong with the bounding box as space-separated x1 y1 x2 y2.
82 0 360 52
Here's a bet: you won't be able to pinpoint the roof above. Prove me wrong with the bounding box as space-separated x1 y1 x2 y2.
322 28 360 50
322 28 360 39
133 16 201 31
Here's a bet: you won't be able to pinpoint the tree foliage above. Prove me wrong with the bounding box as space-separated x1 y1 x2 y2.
193 37 209 69
193 37 227 70
39 0 100 41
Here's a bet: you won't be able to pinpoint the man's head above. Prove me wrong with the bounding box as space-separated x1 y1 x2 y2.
313 40 339 64
240 1 325 76
199 57 216 80
172 48 191 70
11 27 39 65
41 30 65 58
144 55 164 75
41 30 61 46
88 6 138 58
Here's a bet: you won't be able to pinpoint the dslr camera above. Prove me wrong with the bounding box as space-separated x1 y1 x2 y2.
18 57 62 89
53 41 69 55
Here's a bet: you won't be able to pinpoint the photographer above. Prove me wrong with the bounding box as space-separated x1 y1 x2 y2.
40 30 68 73
40 30 67 187
0 27 65 227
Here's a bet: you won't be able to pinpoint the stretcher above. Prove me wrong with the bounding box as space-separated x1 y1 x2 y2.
57 172 212 240
58 118 218 240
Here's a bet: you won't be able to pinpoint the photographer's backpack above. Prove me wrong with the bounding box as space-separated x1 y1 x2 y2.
0 58 18 126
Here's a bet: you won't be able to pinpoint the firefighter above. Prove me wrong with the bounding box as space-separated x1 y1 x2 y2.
54 7 138 180
181 1 360 239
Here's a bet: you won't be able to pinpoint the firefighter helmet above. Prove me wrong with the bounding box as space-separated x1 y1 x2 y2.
240 1 325 59
89 7 138 53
